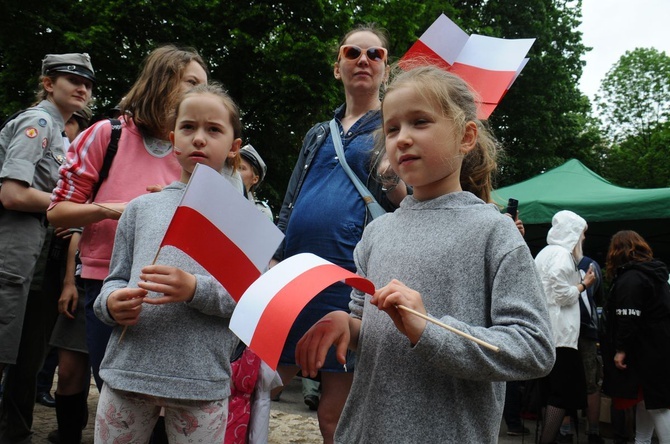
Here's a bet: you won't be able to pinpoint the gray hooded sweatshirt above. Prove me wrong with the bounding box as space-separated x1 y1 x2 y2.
94 181 239 401
335 192 555 443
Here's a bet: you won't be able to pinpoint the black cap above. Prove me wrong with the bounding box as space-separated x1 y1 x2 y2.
42 53 96 83
240 144 267 183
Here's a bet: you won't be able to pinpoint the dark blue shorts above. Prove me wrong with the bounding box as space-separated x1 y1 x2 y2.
279 282 356 372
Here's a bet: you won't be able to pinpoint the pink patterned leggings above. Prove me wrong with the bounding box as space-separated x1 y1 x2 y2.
95 385 228 444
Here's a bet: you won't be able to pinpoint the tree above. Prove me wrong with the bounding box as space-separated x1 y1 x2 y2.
595 47 670 143
602 120 670 188
480 0 597 186
595 48 670 188
0 0 600 209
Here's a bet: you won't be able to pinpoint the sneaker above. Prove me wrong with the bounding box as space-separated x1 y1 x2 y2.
588 434 605 444
506 426 530 436
304 394 319 411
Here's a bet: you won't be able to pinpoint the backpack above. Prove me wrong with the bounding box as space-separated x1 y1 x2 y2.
73 118 121 268
91 118 121 200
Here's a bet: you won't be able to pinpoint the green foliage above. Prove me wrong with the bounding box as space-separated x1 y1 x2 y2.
596 47 670 143
602 120 670 188
0 0 603 209
594 48 670 188
481 0 596 185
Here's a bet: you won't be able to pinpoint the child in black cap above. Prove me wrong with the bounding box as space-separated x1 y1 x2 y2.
239 144 273 221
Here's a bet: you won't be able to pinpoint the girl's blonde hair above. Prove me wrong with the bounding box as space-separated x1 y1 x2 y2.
121 45 208 140
381 64 500 202
170 83 242 171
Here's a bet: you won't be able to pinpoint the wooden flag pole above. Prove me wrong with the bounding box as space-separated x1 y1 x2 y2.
91 202 123 215
396 305 500 353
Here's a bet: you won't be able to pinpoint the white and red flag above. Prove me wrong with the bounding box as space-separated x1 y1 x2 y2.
159 163 284 301
401 14 535 119
230 253 375 371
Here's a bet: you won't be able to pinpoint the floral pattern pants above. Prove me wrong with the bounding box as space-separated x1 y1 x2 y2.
95 385 228 443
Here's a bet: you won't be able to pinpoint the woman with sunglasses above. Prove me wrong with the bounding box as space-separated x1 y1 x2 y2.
272 24 407 443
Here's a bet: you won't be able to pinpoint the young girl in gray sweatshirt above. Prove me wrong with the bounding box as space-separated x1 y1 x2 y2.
296 66 555 443
93 84 243 443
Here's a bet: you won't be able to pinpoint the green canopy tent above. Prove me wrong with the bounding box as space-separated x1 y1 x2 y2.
492 159 670 266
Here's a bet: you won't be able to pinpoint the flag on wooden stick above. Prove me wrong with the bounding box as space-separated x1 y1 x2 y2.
159 164 284 301
401 14 535 119
230 253 375 370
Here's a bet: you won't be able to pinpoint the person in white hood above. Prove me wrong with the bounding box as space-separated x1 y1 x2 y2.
534 210 597 443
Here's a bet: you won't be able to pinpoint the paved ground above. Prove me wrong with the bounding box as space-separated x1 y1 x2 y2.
29 376 628 443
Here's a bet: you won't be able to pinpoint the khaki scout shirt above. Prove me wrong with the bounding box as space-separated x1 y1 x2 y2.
0 100 66 194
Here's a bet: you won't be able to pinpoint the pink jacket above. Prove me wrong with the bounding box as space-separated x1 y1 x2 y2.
50 117 181 280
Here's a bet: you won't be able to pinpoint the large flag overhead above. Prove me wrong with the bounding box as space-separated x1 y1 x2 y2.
230 253 375 371
159 164 284 301
402 14 535 119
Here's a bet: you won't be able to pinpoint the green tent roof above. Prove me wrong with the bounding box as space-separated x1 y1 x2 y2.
492 159 670 225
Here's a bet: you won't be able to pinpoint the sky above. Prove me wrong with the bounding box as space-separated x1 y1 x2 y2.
578 0 670 101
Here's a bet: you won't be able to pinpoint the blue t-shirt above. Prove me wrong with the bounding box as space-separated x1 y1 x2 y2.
284 110 380 272
280 108 381 369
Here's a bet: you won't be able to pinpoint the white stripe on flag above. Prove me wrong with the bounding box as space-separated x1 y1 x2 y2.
180 164 283 272
456 34 535 72
230 253 331 344
419 14 469 65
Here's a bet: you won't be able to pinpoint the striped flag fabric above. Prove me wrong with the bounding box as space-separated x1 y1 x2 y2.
230 253 375 371
401 14 535 119
159 163 284 302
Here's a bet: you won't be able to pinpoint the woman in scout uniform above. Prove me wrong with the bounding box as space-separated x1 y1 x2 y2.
0 52 94 443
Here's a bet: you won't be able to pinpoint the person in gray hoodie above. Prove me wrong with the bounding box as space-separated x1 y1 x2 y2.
535 210 597 443
92 84 242 443
296 66 555 443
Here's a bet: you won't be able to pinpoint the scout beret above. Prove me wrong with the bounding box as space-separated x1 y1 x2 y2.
42 53 96 83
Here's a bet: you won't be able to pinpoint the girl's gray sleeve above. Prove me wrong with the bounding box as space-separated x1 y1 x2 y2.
412 245 555 381
94 211 134 326
186 275 237 317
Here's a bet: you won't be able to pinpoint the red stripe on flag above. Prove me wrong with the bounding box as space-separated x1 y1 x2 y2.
477 103 497 120
449 62 516 104
400 40 452 71
248 264 374 370
160 206 260 302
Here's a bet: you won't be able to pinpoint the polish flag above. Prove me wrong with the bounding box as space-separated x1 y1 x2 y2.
401 14 535 119
230 253 375 371
159 164 284 301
